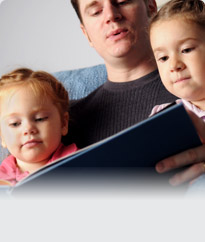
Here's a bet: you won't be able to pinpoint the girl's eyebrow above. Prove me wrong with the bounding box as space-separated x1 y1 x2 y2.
3 112 20 119
153 37 199 53
3 108 49 119
178 37 199 44
152 47 165 53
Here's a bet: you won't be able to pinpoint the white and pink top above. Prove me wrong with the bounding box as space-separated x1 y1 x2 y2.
150 99 205 121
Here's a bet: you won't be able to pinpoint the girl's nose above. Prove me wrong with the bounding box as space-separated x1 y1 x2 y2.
23 122 38 136
170 57 186 72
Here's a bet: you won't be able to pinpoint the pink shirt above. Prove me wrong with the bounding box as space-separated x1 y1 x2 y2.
150 99 205 121
0 143 77 186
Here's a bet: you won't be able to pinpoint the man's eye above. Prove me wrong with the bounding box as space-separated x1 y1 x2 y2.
182 47 194 54
35 117 48 122
90 9 102 16
158 56 168 62
93 11 101 16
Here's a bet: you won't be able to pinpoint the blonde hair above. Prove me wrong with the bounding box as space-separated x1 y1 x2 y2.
0 68 69 120
150 0 205 30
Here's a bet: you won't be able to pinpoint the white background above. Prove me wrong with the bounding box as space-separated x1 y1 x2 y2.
0 1 204 241
0 0 168 76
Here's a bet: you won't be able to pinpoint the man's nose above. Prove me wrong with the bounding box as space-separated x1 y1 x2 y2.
105 3 122 24
170 56 186 72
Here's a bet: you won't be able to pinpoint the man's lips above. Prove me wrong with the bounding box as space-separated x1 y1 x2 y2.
22 140 42 148
107 28 128 40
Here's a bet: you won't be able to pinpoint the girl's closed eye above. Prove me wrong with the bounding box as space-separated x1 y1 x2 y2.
35 116 48 122
9 121 21 127
182 47 195 54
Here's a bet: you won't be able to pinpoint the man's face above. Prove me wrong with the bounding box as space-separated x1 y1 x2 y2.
78 0 156 65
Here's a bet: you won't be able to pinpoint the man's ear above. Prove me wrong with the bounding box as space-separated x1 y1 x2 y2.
61 112 69 136
80 24 94 47
147 0 157 17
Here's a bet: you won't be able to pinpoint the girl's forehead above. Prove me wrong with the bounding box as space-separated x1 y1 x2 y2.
0 89 54 118
152 16 204 36
1 84 46 98
0 86 49 108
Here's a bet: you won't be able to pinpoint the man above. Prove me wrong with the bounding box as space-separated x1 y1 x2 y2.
68 0 205 186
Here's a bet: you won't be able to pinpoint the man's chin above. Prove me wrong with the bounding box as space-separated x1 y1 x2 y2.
109 45 135 59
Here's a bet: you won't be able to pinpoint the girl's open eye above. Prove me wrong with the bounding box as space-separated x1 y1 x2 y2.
158 56 169 62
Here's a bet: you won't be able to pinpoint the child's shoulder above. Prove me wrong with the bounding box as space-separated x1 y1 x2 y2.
1 155 16 167
0 155 17 186
0 155 17 175
150 99 181 117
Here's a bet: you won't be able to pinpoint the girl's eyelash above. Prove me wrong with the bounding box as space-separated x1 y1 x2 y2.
158 56 168 62
9 122 20 127
35 117 48 122
8 116 48 126
182 47 195 53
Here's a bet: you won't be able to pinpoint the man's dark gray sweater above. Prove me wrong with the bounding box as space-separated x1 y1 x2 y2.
66 70 176 148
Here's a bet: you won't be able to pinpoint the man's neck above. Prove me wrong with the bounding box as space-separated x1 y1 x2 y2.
105 51 157 83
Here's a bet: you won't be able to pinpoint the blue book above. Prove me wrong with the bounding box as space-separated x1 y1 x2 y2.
0 102 202 194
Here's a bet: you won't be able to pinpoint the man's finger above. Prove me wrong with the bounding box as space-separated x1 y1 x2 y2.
156 144 205 173
169 162 205 186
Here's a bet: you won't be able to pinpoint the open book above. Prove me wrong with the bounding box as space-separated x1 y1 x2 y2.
0 102 202 192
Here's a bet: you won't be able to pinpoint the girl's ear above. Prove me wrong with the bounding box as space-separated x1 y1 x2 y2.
1 136 7 148
61 112 69 136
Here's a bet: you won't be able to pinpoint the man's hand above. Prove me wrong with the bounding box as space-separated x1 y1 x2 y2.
156 110 205 186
